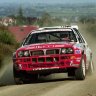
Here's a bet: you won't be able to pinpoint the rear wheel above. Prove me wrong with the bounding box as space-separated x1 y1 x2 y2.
75 58 86 80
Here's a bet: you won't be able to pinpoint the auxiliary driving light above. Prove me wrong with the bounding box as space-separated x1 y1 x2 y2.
61 48 74 54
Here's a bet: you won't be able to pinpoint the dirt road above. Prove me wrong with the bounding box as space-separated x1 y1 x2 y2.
0 25 96 96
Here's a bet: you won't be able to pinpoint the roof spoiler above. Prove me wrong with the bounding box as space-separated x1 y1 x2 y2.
71 25 79 30
38 25 79 30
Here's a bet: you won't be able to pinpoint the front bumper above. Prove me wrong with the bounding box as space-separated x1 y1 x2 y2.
13 54 81 71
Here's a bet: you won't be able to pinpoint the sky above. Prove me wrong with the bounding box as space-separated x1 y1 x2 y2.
0 0 96 4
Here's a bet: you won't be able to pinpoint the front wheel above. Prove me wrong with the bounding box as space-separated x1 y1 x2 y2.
13 66 39 84
13 66 24 84
75 58 86 80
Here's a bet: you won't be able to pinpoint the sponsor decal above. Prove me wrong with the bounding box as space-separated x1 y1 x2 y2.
76 60 80 62
30 44 65 49
75 44 82 49
32 67 59 71
55 45 65 47
70 64 79 67
76 44 80 47
75 50 81 54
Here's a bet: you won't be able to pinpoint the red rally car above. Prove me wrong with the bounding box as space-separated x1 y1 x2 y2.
13 26 94 84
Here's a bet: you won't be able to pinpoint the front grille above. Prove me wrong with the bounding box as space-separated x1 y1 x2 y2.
61 56 70 59
31 57 60 63
32 58 37 63
46 49 59 55
46 57 53 62
24 58 31 62
38 58 45 63
30 49 60 56
30 50 44 56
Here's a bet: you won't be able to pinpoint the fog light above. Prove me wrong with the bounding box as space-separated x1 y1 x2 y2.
71 56 76 59
19 64 22 69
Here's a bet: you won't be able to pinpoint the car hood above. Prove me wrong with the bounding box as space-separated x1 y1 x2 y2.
17 42 78 51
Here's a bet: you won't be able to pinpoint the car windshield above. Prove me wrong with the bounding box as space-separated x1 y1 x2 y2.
23 31 77 45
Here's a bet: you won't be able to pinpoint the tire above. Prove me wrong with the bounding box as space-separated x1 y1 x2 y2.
87 59 94 75
30 74 39 83
75 57 86 80
13 66 39 84
13 66 24 84
68 68 75 77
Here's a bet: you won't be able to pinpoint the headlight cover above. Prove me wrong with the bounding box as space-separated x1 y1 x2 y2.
61 48 67 54
24 51 30 57
18 51 24 57
18 50 30 57
61 48 74 54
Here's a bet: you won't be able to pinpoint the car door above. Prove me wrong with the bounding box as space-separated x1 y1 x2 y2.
74 28 92 69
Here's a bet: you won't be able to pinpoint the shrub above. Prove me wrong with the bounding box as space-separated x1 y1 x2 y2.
0 26 17 66
0 30 16 45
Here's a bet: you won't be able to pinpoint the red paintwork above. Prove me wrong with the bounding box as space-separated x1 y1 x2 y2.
13 43 83 72
18 43 74 50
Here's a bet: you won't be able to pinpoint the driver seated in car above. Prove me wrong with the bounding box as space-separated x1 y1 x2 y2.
61 34 70 41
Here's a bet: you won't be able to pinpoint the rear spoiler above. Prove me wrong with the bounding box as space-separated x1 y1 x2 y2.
71 25 79 30
38 25 79 31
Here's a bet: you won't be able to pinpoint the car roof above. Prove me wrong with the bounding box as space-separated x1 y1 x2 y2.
31 25 78 34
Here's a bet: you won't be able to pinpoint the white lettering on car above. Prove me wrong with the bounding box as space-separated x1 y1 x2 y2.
32 67 59 71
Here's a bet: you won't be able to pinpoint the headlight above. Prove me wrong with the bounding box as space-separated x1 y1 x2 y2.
18 50 30 57
24 51 30 56
67 48 74 54
61 48 73 54
61 48 67 54
18 51 24 57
